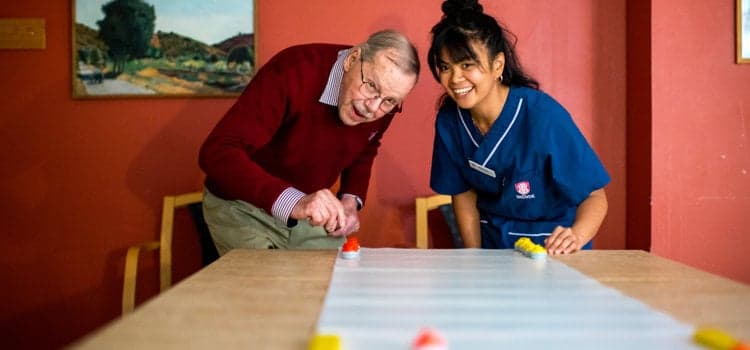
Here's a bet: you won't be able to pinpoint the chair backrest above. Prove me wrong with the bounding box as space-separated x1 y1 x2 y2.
415 194 453 249
123 191 219 315
158 192 203 290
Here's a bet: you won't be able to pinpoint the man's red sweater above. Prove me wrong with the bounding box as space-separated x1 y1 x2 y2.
199 44 395 215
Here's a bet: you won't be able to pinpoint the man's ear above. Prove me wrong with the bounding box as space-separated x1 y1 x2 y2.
344 47 362 72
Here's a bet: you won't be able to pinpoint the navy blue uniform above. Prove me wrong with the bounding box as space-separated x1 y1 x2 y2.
430 87 610 249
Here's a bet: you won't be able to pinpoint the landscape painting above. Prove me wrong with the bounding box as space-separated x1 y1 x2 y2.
73 0 255 98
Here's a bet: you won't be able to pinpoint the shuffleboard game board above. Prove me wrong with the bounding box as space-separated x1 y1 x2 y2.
315 248 699 349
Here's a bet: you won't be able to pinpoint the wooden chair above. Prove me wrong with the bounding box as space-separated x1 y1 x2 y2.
415 194 453 249
122 191 218 315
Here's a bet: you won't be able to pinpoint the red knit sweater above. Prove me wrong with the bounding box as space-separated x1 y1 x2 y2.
199 44 395 214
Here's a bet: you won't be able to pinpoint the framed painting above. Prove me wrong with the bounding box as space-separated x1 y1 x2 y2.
72 0 255 98
738 0 750 63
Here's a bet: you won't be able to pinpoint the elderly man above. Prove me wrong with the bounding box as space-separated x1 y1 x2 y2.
199 30 420 254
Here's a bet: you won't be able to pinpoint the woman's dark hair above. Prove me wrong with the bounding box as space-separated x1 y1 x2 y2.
428 0 538 91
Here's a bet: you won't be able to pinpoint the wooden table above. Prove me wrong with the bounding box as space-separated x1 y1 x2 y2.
71 250 750 349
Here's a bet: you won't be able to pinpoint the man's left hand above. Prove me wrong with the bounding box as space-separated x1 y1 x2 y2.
330 196 360 236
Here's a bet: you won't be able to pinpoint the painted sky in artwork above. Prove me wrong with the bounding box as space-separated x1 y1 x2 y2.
75 0 254 45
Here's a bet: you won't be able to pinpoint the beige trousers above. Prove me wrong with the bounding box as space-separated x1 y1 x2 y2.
202 188 345 255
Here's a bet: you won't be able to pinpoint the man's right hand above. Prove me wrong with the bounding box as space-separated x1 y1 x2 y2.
290 189 347 234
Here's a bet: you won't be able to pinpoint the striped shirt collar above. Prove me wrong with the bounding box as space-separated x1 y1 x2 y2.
319 48 350 107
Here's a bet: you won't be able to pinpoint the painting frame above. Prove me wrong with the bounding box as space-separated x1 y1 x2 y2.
72 0 256 99
738 0 750 64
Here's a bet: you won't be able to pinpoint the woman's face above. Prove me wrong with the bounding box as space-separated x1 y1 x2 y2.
435 42 504 111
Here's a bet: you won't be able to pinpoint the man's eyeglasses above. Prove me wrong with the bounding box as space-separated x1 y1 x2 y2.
359 56 401 113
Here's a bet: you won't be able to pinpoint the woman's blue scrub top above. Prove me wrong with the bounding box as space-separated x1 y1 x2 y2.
430 86 610 249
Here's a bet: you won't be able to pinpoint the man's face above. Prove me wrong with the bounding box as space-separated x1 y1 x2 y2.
338 48 417 126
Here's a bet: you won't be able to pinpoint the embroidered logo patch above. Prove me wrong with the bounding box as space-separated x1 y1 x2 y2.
514 181 535 199
515 181 530 195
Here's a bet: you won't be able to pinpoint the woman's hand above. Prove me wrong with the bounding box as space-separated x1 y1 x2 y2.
544 226 583 255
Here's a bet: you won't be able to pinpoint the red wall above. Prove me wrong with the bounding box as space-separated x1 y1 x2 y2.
0 1 627 348
650 1 750 283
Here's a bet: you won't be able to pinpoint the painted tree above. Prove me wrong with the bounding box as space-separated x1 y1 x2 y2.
97 0 155 74
89 48 104 68
227 46 254 64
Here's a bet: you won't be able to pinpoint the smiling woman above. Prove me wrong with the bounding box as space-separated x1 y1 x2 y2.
72 0 256 98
